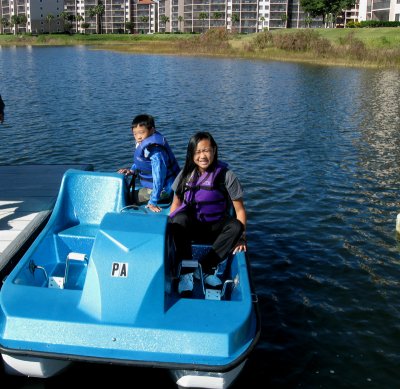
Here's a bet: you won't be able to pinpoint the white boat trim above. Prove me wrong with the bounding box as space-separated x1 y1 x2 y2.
171 360 247 389
2 353 71 378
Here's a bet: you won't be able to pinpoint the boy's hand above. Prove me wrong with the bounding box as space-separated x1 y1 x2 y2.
146 203 161 213
117 168 132 175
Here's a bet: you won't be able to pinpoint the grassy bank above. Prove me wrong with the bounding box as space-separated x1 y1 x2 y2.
1 28 399 68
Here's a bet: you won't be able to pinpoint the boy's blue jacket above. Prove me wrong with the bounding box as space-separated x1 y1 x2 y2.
131 131 180 205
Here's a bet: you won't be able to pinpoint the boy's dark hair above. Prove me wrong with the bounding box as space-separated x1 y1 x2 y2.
131 114 155 130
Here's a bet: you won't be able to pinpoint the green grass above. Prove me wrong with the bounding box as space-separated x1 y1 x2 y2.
1 28 399 68
315 27 400 48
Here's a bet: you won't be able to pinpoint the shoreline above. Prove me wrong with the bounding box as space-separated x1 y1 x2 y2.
1 29 399 69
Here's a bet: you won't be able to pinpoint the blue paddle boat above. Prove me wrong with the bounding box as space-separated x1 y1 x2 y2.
0 169 260 389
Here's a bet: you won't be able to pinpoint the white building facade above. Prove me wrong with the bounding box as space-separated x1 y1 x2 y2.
1 0 399 35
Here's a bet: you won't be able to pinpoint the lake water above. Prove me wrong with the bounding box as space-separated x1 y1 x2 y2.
1 46 400 389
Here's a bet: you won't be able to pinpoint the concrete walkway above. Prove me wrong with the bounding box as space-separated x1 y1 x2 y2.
0 164 93 277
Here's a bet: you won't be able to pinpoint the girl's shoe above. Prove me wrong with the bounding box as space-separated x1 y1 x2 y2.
178 273 194 294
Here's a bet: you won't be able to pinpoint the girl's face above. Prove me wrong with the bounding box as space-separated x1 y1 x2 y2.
132 125 153 144
193 139 215 173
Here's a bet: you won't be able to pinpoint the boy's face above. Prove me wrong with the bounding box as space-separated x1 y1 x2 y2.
132 125 153 144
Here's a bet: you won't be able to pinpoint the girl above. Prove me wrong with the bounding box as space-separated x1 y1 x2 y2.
169 131 247 295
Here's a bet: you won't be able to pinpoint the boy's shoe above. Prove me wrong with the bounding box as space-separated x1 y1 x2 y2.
203 273 223 287
178 273 194 295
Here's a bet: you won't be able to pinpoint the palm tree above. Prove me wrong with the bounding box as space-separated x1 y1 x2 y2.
160 15 169 33
139 16 149 34
199 12 208 33
95 2 105 34
11 14 21 35
76 14 84 33
1 17 10 34
59 11 70 32
19 14 27 33
46 14 54 33
259 16 265 31
212 12 222 28
178 15 184 32
89 1 105 34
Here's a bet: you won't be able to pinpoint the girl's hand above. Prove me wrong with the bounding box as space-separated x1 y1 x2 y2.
233 241 247 254
233 232 247 254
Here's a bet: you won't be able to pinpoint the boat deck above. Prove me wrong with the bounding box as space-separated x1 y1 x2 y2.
0 164 93 277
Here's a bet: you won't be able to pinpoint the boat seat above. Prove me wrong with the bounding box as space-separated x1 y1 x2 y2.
52 170 128 254
57 224 99 239
51 169 128 233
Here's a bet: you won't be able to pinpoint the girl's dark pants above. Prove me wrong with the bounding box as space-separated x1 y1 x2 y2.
170 210 244 274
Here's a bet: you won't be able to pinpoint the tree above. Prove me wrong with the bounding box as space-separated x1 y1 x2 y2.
46 14 54 33
19 14 27 30
280 13 288 28
160 15 169 32
125 21 134 34
304 14 313 28
199 12 208 33
1 17 10 34
178 15 184 32
60 11 70 32
89 1 105 34
139 16 149 33
213 12 222 19
259 16 266 31
300 0 355 26
11 14 23 35
76 14 84 33
11 14 28 34
231 13 240 33
81 22 90 34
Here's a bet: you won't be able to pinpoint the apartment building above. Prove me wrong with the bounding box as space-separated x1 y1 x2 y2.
0 0 64 34
345 0 400 24
1 0 399 35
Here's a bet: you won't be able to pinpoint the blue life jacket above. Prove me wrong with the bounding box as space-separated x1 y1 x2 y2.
134 131 180 189
171 161 229 222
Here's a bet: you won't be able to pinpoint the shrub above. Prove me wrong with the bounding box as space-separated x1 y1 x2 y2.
272 30 323 51
309 37 332 56
177 28 232 53
359 20 400 28
339 32 367 60
249 31 274 50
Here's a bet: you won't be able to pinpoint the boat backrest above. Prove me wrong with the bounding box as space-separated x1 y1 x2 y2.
51 169 128 231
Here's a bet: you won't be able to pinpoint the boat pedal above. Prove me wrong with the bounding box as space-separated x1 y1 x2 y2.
48 276 64 289
177 259 199 277
180 259 198 269
205 289 221 300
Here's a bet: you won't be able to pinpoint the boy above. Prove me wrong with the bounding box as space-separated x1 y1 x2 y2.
118 114 180 213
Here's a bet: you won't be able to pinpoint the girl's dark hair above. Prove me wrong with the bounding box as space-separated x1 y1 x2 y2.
176 132 218 198
131 114 155 130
